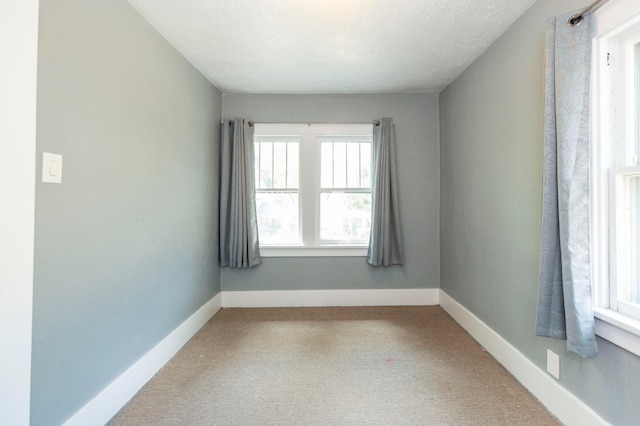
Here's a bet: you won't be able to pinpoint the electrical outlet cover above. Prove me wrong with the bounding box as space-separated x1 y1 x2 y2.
547 349 560 379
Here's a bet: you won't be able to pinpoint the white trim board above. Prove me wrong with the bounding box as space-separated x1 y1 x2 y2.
221 288 440 308
63 288 607 426
63 293 222 426
439 290 608 426
0 2 39 424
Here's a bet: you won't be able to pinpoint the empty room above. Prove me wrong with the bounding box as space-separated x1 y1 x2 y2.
3 0 640 424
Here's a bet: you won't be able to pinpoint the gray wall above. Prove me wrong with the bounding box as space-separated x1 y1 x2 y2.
221 94 439 291
439 0 640 424
32 0 221 424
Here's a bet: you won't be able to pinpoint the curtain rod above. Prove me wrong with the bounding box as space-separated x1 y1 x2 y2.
568 0 609 27
221 120 385 127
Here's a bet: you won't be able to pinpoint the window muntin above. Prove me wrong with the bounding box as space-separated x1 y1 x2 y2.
254 123 373 254
320 139 371 188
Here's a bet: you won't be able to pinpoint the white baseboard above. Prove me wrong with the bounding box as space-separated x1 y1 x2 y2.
439 290 608 426
221 288 440 308
64 292 222 426
64 288 607 426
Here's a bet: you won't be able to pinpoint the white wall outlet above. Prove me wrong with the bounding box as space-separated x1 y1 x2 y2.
42 152 62 184
547 349 560 379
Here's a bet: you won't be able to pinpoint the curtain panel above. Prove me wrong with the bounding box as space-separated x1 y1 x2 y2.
219 118 261 269
367 118 404 267
535 13 597 357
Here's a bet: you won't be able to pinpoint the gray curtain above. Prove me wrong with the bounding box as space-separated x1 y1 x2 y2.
535 13 597 357
219 118 261 268
367 118 404 267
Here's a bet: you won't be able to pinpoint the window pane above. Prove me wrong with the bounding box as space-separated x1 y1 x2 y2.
256 141 299 190
321 143 333 188
635 42 640 165
287 143 299 188
333 143 347 188
273 142 287 188
259 143 273 189
361 143 371 188
321 140 371 189
620 174 640 305
256 192 299 244
319 192 371 241
347 143 360 188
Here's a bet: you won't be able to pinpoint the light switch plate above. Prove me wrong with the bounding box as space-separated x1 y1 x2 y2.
42 152 62 184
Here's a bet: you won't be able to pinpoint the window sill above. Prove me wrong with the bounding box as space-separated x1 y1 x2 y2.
593 307 640 357
260 245 368 257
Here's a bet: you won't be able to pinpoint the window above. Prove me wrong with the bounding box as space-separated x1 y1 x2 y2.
592 0 640 355
254 123 373 257
254 137 300 245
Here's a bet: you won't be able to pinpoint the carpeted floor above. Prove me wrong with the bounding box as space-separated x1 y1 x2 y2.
109 306 560 425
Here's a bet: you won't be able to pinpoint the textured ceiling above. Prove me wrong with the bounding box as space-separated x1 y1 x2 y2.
127 0 537 94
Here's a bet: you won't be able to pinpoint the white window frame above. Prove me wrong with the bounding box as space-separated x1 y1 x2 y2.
254 123 373 257
591 0 640 357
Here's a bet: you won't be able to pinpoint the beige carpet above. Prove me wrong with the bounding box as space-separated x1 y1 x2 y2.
109 306 560 425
